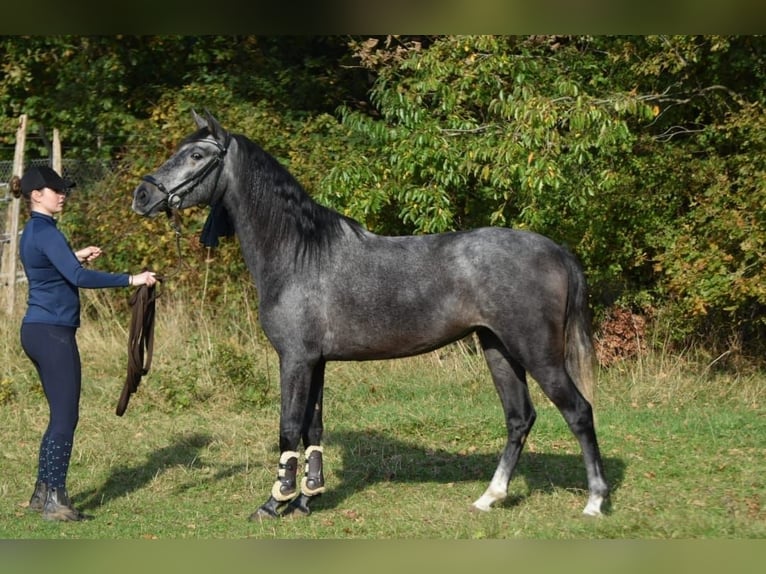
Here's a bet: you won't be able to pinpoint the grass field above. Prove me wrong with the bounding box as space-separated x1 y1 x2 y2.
1 289 764 540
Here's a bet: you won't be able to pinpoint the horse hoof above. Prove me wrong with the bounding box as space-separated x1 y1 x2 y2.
248 506 280 521
281 495 313 518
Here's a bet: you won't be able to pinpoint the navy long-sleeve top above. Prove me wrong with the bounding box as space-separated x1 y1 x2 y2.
19 212 130 327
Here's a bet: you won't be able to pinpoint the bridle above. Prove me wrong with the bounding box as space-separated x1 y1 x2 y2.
140 133 231 275
141 134 230 212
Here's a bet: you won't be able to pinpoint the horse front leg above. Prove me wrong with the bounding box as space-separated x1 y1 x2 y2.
249 357 316 521
249 358 326 521
283 359 326 517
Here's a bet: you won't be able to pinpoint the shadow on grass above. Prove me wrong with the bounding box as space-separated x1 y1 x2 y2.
74 429 625 516
75 432 244 511
311 429 626 513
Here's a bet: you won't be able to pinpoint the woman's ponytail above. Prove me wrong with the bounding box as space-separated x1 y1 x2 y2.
9 175 23 199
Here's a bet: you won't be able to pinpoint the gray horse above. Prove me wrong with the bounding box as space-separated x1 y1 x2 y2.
132 111 609 521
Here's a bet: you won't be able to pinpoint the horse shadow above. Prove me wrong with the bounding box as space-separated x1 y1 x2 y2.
72 429 625 515
75 431 244 511
313 429 626 513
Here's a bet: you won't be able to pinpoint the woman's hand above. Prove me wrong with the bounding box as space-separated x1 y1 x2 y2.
75 246 103 263
130 271 158 287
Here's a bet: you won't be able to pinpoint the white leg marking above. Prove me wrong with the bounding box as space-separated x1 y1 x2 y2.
472 489 505 512
471 468 510 511
582 494 603 516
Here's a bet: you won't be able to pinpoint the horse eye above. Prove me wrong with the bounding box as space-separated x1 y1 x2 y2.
191 152 203 161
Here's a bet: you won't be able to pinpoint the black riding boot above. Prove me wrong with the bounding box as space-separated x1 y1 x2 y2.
27 480 48 512
42 487 89 522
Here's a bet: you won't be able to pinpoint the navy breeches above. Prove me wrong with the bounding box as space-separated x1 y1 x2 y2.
21 323 81 489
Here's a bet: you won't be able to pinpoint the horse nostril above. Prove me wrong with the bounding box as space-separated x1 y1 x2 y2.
134 186 149 206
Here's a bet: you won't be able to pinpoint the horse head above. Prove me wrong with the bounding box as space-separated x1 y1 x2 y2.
132 110 231 217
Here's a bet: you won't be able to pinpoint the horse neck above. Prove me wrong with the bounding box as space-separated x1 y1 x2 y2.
220 185 278 292
220 153 338 291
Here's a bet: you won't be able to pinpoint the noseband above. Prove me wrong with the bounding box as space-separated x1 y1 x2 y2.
141 135 230 211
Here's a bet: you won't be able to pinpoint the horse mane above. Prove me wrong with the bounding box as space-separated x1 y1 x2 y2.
233 133 363 265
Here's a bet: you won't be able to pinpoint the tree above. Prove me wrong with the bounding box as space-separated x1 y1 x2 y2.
318 36 653 281
0 35 366 160
317 35 766 353
3 35 764 353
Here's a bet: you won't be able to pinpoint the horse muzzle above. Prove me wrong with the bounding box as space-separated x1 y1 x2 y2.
132 181 167 217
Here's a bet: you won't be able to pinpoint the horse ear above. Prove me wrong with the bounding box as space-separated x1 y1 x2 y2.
192 109 207 130
203 110 226 140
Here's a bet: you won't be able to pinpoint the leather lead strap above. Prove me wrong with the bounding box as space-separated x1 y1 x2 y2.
116 282 159 416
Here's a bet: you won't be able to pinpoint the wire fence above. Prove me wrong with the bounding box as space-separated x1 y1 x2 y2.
1 157 119 222
0 158 119 193
1 126 126 309
1 160 119 261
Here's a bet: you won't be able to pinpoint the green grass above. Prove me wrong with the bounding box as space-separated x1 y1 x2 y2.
1 290 764 539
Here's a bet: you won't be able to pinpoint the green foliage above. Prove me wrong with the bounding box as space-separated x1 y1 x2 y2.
318 35 766 353
3 35 766 353
319 36 648 240
0 36 362 160
655 102 766 344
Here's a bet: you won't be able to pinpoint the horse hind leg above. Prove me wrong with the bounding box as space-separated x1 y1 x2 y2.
472 329 536 512
531 364 609 516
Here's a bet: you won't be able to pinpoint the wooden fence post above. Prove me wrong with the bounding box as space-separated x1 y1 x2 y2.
1 114 27 315
53 128 61 175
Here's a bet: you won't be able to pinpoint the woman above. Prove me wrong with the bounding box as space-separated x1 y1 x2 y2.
11 166 157 522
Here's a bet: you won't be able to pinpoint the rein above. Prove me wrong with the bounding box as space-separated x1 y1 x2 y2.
166 208 190 277
115 208 188 416
116 281 159 416
119 134 230 415
115 210 187 416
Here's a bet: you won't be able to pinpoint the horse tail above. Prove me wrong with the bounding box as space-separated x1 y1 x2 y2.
562 249 597 407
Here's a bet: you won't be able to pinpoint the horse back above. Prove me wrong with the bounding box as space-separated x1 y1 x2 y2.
261 226 571 361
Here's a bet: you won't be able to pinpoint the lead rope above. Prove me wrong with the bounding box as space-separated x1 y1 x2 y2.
115 280 159 416
166 208 190 278
116 209 185 416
